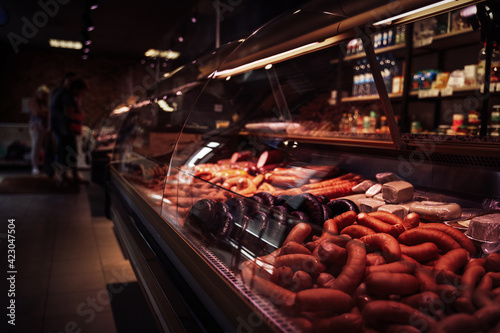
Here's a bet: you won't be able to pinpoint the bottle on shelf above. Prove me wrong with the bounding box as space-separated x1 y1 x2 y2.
365 62 375 95
369 110 378 133
358 60 367 96
478 42 499 93
352 61 361 96
491 105 500 136
351 109 360 133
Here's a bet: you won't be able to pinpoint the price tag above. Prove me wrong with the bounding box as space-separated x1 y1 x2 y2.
429 89 439 97
418 90 426 99
441 87 453 97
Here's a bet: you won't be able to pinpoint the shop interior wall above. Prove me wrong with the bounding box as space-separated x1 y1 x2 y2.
0 42 155 130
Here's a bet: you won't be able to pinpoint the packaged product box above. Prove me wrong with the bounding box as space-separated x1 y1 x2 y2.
464 64 478 86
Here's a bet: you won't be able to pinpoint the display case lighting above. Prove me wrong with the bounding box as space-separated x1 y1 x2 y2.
373 0 481 26
157 100 175 112
264 64 273 70
49 39 83 50
144 49 180 59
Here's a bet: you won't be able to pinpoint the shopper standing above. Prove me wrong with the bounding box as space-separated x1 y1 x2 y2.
28 84 50 175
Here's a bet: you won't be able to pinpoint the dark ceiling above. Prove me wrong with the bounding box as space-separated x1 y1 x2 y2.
0 0 310 62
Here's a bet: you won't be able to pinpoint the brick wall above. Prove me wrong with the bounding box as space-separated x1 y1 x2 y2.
0 43 158 130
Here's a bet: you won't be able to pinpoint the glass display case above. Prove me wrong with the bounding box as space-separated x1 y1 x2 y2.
107 0 500 332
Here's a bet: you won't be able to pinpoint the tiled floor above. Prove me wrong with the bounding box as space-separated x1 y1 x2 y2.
0 169 159 333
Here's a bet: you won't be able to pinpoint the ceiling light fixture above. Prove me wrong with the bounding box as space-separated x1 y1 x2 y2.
144 49 180 59
49 39 83 50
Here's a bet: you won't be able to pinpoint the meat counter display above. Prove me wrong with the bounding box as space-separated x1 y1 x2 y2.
107 0 500 332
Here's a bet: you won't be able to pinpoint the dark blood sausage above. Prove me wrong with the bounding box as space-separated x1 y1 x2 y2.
357 213 405 238
326 199 359 217
419 223 476 255
324 239 366 294
397 228 461 253
284 193 325 225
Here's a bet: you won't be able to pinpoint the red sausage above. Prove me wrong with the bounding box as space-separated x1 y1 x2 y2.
361 233 402 263
365 271 419 297
316 241 347 265
485 253 500 272
295 288 354 313
357 213 405 238
365 259 417 276
362 300 437 332
283 223 312 246
323 210 358 235
324 239 366 294
340 225 376 239
368 211 404 225
313 313 363 333
401 291 445 320
403 212 420 230
433 248 470 273
428 313 479 333
400 242 440 263
398 228 461 253
455 265 486 314
241 264 295 308
419 223 476 255
275 254 326 275
473 305 500 332
281 241 312 255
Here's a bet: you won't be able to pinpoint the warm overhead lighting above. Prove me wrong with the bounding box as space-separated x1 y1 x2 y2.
144 49 180 59
156 99 175 112
373 0 457 26
264 64 273 70
49 39 83 50
111 106 130 115
178 36 184 43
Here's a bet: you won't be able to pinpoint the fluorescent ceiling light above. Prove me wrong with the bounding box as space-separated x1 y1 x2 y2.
373 0 456 25
144 49 180 59
49 39 82 50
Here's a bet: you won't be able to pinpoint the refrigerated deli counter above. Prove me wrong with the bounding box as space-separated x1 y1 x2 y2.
106 0 500 332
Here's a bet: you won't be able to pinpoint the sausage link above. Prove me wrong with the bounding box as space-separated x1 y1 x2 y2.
419 223 476 255
365 272 419 297
324 239 366 294
361 233 402 263
398 228 461 253
357 213 405 238
400 242 440 263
